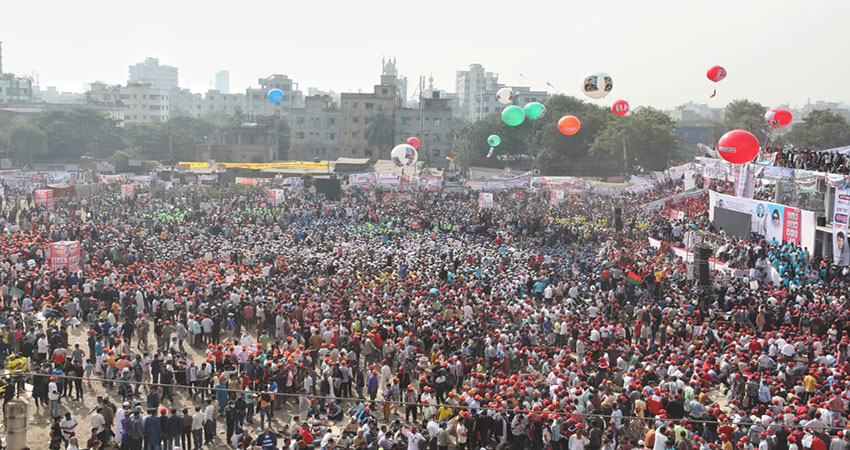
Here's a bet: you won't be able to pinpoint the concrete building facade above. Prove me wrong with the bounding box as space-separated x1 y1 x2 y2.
455 64 499 122
396 94 453 167
245 74 304 120
196 120 279 163
289 95 342 160
340 75 399 159
128 57 179 90
473 85 550 122
215 70 230 94
0 74 33 105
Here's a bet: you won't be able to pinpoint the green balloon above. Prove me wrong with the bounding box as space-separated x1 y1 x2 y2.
524 102 546 120
487 135 501 147
501 105 525 127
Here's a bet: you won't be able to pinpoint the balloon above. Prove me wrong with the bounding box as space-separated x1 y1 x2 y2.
706 65 727 82
501 106 525 127
496 88 515 105
765 109 792 129
487 135 501 147
406 137 420 148
267 89 285 104
558 116 581 136
524 102 546 120
581 72 613 99
717 130 759 164
612 100 630 116
390 144 419 167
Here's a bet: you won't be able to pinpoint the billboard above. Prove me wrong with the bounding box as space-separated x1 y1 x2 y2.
708 190 816 252
833 188 850 266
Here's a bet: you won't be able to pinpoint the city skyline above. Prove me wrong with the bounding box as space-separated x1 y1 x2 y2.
2 0 849 110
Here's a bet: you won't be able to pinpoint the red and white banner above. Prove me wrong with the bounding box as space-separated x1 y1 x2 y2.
265 188 286 207
122 184 136 199
34 189 54 211
49 241 81 271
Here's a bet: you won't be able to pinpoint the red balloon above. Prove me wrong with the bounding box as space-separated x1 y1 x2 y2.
765 108 792 129
706 65 727 82
717 130 759 164
612 100 630 116
406 137 420 149
557 116 581 136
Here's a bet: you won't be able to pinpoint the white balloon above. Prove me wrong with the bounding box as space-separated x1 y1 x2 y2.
390 144 418 167
496 87 515 105
581 72 613 99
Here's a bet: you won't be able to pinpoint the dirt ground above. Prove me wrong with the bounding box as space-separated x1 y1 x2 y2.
5 325 319 450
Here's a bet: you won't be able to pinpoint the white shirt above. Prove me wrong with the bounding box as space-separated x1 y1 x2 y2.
91 413 106 433
569 434 585 450
48 381 60 400
192 412 205 430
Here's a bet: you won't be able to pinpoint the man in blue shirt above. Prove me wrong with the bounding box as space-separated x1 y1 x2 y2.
143 408 162 450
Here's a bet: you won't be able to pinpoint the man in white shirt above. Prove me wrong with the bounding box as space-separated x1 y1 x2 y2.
48 376 61 417
192 406 205 449
203 398 216 445
60 412 79 442
569 427 586 450
91 407 107 445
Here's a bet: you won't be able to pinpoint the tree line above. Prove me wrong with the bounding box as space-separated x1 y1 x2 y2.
452 96 850 176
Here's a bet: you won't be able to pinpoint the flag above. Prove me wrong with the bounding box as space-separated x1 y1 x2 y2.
445 155 454 161
11 288 23 299
626 271 642 286
409 222 421 229
709 89 716 98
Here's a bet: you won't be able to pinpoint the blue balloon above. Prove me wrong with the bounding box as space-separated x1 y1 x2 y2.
267 89 285 104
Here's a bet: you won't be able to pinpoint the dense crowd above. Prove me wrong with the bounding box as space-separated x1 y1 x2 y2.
773 149 850 174
1 178 849 450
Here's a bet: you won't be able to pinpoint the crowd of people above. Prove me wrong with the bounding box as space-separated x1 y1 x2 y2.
773 148 850 174
0 174 849 450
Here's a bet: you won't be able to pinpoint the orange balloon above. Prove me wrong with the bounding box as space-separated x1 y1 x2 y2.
558 115 581 136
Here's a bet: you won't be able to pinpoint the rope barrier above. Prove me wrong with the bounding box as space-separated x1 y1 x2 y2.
7 370 848 433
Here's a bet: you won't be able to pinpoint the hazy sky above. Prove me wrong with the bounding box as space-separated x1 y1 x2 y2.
2 0 848 110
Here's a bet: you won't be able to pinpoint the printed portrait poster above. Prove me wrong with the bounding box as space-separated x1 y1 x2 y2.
833 188 850 266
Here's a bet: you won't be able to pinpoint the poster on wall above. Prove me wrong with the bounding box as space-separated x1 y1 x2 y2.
833 188 850 266
709 190 816 252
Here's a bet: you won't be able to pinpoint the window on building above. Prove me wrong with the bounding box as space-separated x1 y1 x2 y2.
365 117 372 125
365 149 374 156
297 117 304 124
365 103 374 109
382 88 388 94
208 96 214 100
401 117 411 126
352 117 359 123
434 119 441 126
296 132 305 139
328 133 335 140
352 131 360 138
352 102 358 108
329 118 336 125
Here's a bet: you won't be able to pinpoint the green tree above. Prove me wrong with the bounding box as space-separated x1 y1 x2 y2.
30 108 126 161
714 99 770 144
453 113 531 167
5 117 48 165
786 110 850 150
125 116 217 162
589 107 684 174
536 95 611 175
364 109 395 159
